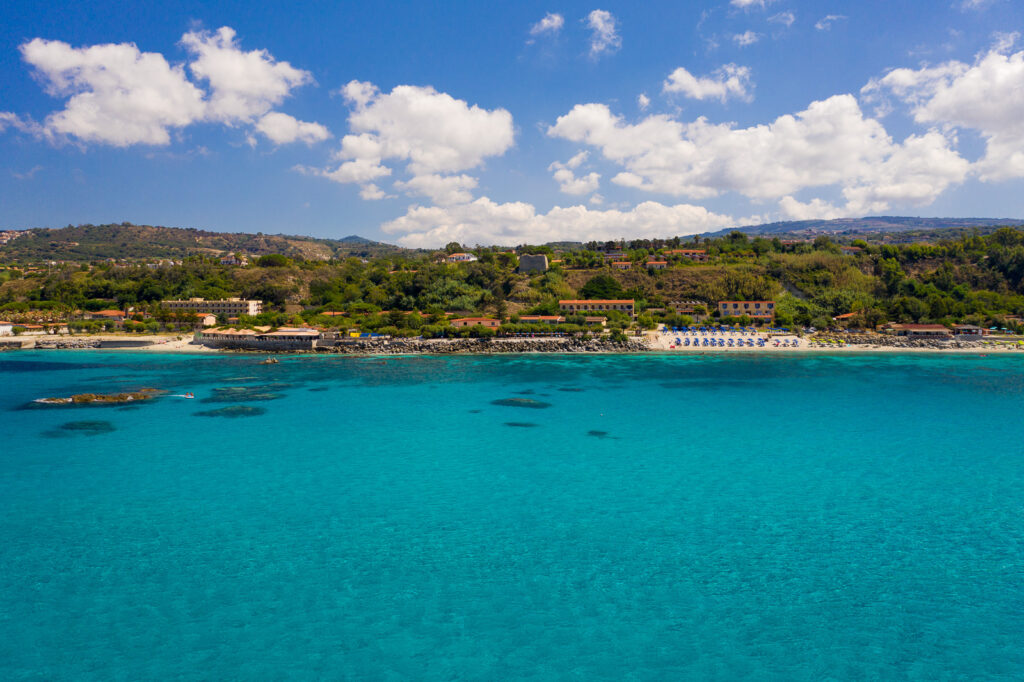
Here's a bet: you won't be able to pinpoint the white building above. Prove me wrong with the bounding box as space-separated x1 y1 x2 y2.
163 298 263 316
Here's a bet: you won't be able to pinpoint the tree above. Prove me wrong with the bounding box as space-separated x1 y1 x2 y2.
580 275 624 300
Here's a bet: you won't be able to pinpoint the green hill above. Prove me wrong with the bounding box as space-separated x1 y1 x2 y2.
0 223 407 262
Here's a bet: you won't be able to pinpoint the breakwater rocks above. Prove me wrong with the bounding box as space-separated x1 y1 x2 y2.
813 335 989 350
317 337 650 355
33 338 103 349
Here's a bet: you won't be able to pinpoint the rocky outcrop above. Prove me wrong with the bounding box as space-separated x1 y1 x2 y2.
316 337 650 355
811 334 989 350
33 338 102 349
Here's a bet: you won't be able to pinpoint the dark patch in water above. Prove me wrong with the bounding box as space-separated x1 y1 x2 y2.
504 422 539 428
468 409 482 413
514 389 536 395
308 386 329 392
0 360 108 373
558 387 585 393
117 405 141 411
194 406 267 418
60 420 116 436
201 386 284 403
491 398 553 409
587 430 617 440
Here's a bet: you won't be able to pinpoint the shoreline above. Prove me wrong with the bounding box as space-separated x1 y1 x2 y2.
3 332 1021 357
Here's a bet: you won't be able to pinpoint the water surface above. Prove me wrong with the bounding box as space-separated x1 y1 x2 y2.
1 351 1023 679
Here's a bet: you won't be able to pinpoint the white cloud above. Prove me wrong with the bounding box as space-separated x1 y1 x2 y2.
768 11 796 27
815 15 847 31
359 184 388 200
731 0 775 8
564 151 589 169
960 0 997 10
663 64 753 102
182 26 313 123
314 81 515 200
17 37 205 146
778 196 845 220
553 168 601 195
862 46 1024 180
255 112 330 145
637 93 650 110
733 31 761 47
547 94 969 214
12 165 43 180
394 174 478 205
380 196 737 247
530 13 564 36
586 10 621 58
549 152 600 195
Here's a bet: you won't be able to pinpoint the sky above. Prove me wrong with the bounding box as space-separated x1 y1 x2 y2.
1 0 1023 247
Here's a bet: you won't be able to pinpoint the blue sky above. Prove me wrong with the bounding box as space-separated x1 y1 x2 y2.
1 0 1022 246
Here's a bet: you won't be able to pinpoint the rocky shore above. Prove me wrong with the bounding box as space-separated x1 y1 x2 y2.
812 334 992 350
34 338 103 349
316 336 650 355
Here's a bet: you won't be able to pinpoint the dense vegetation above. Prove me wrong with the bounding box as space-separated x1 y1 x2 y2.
3 226 1024 335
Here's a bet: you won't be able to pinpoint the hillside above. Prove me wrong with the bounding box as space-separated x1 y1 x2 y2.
0 223 408 261
706 216 1023 239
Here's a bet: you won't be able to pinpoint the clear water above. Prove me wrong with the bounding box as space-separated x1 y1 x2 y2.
1 351 1023 680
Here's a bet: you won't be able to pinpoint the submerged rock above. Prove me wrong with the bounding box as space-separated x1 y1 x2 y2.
504 421 540 428
558 387 585 393
491 398 553 409
193 406 267 418
587 430 617 439
201 386 284 403
60 420 116 435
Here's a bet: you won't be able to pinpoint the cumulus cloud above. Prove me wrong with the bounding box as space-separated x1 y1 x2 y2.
380 196 738 247
530 13 564 36
17 37 206 146
548 152 600 195
769 11 796 27
637 93 650 110
815 15 847 31
547 94 969 214
663 64 753 102
862 46 1024 180
6 28 328 148
778 196 845 220
586 10 621 58
311 81 514 200
733 31 761 47
255 112 330 145
182 26 313 123
731 0 775 8
394 174 478 205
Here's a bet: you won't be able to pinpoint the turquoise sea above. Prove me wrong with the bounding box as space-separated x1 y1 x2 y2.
1 351 1023 680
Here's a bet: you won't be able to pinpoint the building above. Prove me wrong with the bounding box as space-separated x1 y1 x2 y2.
840 246 863 256
195 313 217 327
0 321 12 336
519 315 565 324
952 324 987 336
450 317 501 328
646 260 668 270
163 298 263 317
559 299 635 318
665 249 708 262
603 252 626 261
198 327 320 350
446 253 478 264
718 301 775 320
517 254 549 274
880 323 953 339
220 254 249 266
611 261 631 270
86 310 126 324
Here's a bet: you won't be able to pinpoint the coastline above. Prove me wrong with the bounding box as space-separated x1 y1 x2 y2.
3 331 1021 356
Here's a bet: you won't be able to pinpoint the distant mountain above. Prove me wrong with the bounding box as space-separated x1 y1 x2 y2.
704 216 1023 238
0 223 407 261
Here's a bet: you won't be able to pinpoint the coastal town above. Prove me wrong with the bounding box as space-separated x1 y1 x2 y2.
2 225 1023 354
